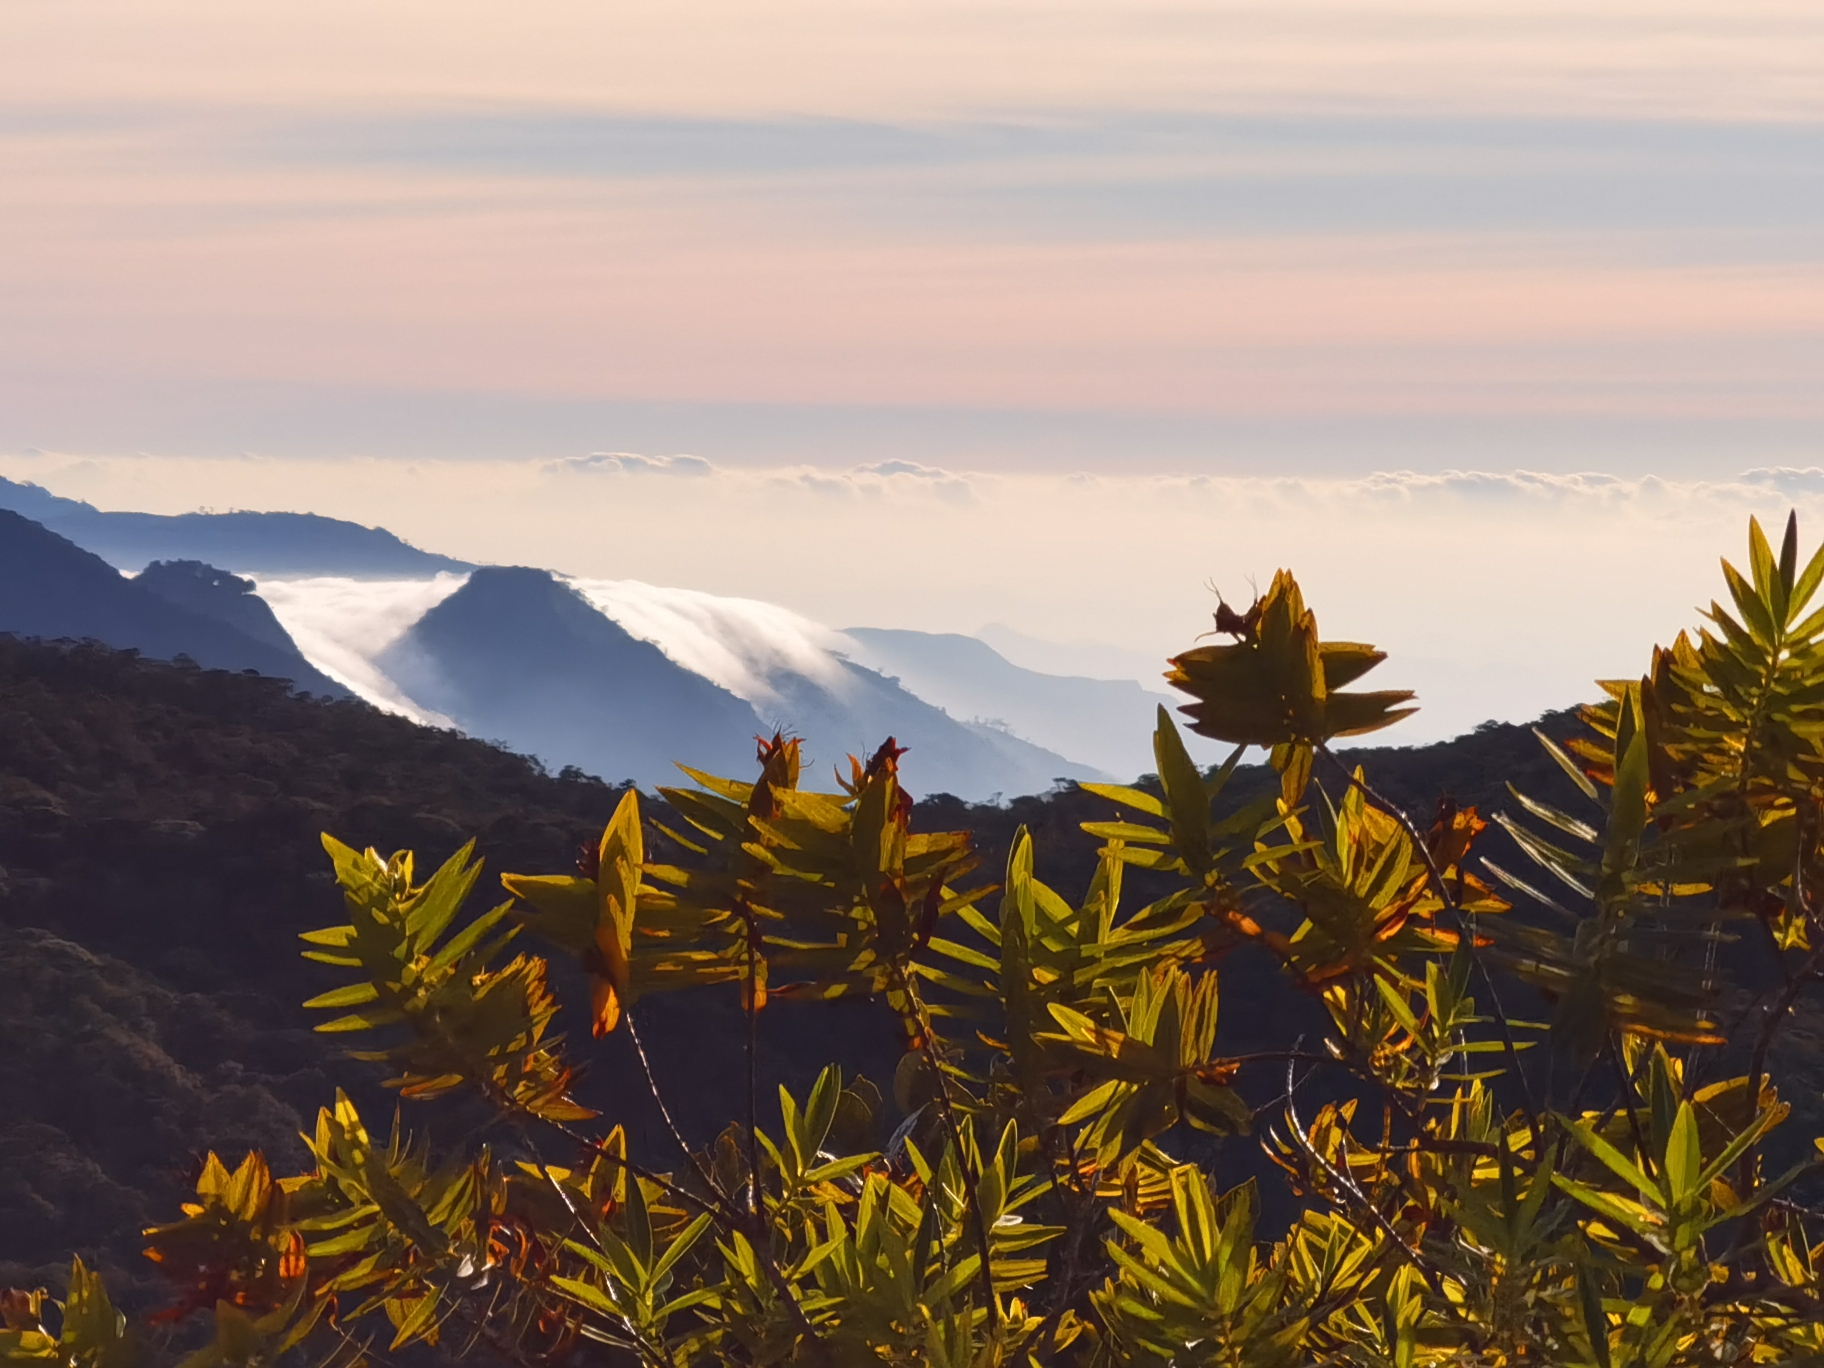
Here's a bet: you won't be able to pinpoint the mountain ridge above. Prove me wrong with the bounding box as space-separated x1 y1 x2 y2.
378 565 765 784
840 625 1198 778
0 477 473 577
0 510 349 697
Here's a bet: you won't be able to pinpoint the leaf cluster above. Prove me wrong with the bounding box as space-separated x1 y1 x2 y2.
22 517 1824 1366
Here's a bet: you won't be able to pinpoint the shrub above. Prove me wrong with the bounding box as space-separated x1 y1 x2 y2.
11 516 1824 1366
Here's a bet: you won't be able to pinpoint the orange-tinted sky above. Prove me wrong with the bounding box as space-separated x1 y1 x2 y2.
2 0 1820 473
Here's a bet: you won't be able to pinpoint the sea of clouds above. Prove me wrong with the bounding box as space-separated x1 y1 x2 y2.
12 450 1824 744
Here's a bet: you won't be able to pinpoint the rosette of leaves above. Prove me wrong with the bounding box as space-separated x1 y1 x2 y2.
300 837 592 1120
1166 569 1415 804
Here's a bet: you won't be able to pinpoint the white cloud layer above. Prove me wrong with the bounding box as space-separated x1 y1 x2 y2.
253 573 467 722
568 578 854 709
14 452 1824 745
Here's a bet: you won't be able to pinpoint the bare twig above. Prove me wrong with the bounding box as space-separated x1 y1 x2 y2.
1029 1074 1124 1363
624 1012 728 1210
1282 1056 1453 1305
1607 1031 1657 1183
741 904 767 1224
894 965 1002 1331
1316 746 1542 1143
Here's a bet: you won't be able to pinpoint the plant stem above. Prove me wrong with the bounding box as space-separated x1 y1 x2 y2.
624 1012 726 1209
895 965 1001 1331
1316 746 1541 1144
536 1113 827 1357
741 904 767 1225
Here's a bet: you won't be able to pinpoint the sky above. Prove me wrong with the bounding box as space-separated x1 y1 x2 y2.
2 1 1822 740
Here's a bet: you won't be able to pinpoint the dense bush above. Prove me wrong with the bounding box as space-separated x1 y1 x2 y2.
13 517 1824 1366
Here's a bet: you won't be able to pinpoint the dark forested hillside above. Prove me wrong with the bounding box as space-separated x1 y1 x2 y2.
14 634 1800 1322
0 639 900 1305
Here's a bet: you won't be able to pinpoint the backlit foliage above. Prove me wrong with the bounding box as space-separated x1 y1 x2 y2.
16 515 1824 1365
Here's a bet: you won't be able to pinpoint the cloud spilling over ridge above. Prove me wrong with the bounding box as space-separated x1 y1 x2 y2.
568 578 855 711
15 452 1824 744
254 574 467 723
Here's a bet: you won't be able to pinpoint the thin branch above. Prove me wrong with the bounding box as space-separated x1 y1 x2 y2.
1281 1056 1453 1305
523 1111 743 1239
1742 946 1824 1188
1029 1072 1124 1363
1607 1031 1657 1184
623 1012 728 1212
894 964 1001 1331
536 1112 829 1357
1316 746 1542 1143
741 903 767 1225
1223 1049 1334 1068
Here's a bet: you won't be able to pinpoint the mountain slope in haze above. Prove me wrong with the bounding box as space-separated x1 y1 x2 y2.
754 655 1104 800
974 621 1167 686
0 477 472 577
841 626 1190 781
563 580 1098 798
137 560 311 654
377 566 765 784
0 510 349 696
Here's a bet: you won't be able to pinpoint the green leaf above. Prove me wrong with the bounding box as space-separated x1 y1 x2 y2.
1603 685 1650 879
1533 727 1599 802
1749 515 1784 625
403 839 481 949
1153 707 1211 876
1505 784 1599 844
303 982 382 1010
1722 558 1780 649
550 1276 620 1319
386 1291 442 1351
1079 821 1172 846
306 1225 377 1257
1695 1101 1787 1192
1577 1261 1612 1368
650 1213 712 1285
1789 525 1824 631
314 1007 408 1034
1564 1117 1657 1201
1664 1101 1700 1206
1078 783 1165 818
426 901 513 973
1551 1176 1663 1241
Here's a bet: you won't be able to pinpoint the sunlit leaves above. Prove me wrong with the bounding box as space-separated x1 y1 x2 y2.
0 1260 133 1368
1042 966 1250 1166
1165 569 1416 749
54 511 1824 1368
303 836 592 1122
503 787 643 1036
141 1152 303 1331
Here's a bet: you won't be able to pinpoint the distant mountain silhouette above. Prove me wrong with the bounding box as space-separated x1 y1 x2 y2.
137 560 308 654
751 657 1102 799
0 510 349 696
377 566 764 784
0 482 1154 793
0 477 472 577
841 627 1197 781
554 582 1102 798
